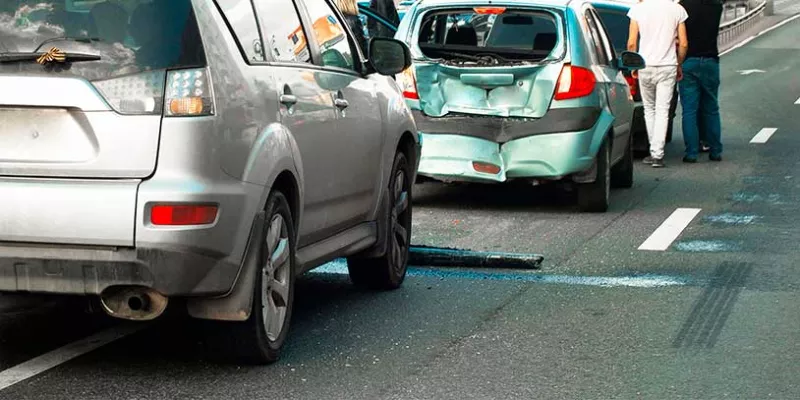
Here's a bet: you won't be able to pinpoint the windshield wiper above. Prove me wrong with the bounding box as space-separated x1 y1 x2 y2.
33 36 102 52
0 52 101 64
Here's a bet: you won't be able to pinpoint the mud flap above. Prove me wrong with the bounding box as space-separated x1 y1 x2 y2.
571 157 597 184
186 211 266 321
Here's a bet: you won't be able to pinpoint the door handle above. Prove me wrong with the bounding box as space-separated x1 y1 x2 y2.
280 94 297 106
334 98 349 109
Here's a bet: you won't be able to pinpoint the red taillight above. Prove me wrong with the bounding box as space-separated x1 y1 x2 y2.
398 68 419 100
624 74 638 98
472 161 501 175
554 65 596 101
151 204 218 226
473 7 506 14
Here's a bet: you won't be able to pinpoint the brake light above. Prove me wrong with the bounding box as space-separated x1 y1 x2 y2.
624 74 638 98
150 204 218 226
93 70 166 115
397 67 419 100
165 68 215 117
554 65 596 101
473 7 506 14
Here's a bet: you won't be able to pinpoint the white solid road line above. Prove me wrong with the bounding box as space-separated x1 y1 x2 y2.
750 128 778 144
0 323 146 391
720 14 800 57
795 96 800 105
639 208 702 251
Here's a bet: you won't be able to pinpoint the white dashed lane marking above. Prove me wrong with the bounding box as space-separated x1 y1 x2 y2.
750 128 778 144
639 208 702 251
0 324 146 391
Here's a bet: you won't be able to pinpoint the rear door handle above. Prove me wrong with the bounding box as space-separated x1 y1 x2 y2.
280 94 297 105
334 98 349 109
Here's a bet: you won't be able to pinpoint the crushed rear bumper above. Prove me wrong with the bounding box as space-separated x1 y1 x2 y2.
415 110 604 183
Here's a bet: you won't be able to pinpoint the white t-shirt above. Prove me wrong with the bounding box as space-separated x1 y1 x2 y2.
627 0 688 66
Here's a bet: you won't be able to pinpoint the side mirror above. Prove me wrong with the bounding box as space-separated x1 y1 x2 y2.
617 51 646 71
369 37 412 76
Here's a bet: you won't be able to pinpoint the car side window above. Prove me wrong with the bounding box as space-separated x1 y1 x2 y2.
253 0 311 63
590 9 616 63
216 0 265 62
303 0 358 72
584 10 609 65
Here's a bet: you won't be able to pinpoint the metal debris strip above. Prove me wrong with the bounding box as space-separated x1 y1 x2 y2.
408 245 544 270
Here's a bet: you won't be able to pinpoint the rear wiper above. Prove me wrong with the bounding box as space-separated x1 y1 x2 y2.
0 52 101 64
33 36 102 52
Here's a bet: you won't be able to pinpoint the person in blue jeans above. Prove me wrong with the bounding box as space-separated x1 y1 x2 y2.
679 0 724 162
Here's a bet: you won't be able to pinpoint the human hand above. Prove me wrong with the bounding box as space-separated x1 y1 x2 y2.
677 65 683 82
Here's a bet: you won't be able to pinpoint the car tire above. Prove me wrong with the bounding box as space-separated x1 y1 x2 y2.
611 134 634 189
577 138 610 213
347 151 412 290
206 191 296 365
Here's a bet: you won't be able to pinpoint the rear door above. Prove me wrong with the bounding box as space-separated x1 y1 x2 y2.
584 6 632 162
298 0 384 230
411 7 565 124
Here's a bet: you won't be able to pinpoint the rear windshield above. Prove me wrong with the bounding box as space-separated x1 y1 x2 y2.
595 9 629 53
0 0 205 80
417 8 561 65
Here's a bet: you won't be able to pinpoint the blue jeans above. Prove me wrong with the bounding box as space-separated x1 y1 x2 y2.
679 58 722 159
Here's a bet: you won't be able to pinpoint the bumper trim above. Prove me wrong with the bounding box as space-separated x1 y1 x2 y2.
412 107 601 143
0 243 239 297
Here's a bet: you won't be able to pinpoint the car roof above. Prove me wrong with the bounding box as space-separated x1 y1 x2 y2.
590 0 634 11
413 0 578 10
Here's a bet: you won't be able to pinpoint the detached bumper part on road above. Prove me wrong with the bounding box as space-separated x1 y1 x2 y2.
413 109 603 183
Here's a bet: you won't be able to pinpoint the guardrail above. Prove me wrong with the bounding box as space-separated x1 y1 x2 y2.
718 1 767 46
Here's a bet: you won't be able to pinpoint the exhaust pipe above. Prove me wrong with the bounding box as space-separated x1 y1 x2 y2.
100 286 168 321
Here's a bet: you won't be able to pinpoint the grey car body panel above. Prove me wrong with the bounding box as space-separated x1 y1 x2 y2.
0 76 161 178
411 107 602 142
0 0 419 321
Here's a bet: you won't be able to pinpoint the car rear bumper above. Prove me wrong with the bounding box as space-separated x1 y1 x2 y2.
411 108 601 143
417 127 597 183
0 242 240 297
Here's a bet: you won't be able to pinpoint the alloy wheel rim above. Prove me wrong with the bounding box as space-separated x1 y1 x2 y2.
390 168 410 273
262 213 291 341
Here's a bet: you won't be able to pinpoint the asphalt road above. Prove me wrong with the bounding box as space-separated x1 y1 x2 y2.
0 16 799 400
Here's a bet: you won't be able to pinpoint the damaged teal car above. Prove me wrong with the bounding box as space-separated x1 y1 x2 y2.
394 0 646 211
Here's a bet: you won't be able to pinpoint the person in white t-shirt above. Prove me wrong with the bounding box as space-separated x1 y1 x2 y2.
627 0 688 168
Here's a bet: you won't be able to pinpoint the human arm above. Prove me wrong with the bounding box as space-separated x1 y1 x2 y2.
676 22 688 80
627 19 639 52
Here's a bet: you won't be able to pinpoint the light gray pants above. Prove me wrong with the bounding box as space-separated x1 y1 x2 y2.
639 66 678 160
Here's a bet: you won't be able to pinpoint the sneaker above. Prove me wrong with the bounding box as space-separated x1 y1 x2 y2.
643 156 655 165
710 154 722 162
652 158 665 168
683 156 697 163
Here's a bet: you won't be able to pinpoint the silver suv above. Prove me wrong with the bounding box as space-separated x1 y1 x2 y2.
0 0 419 364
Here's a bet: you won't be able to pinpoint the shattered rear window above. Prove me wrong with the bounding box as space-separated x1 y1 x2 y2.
417 8 561 65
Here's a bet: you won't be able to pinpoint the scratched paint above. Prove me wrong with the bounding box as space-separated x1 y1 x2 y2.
312 259 689 288
674 240 740 252
703 213 760 225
